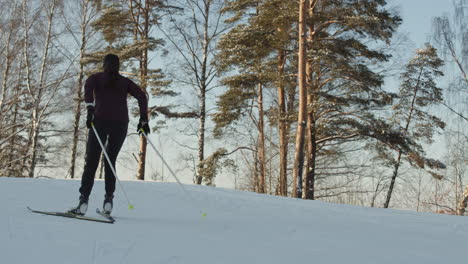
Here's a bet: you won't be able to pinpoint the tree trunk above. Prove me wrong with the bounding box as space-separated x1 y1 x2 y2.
383 150 402 208
98 140 107 179
304 101 317 200
195 0 211 185
257 83 266 193
7 57 25 177
277 50 288 196
303 6 316 200
28 113 40 178
136 1 150 181
69 0 90 179
281 73 297 195
383 68 422 207
21 0 34 176
292 0 308 198
137 136 147 180
28 0 57 178
457 185 468 215
8 107 20 177
0 30 13 116
196 90 206 184
253 146 259 192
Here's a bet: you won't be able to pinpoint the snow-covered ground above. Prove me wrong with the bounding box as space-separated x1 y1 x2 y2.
1 177 467 264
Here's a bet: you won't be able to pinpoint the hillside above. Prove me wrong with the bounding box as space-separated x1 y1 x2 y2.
1 177 467 264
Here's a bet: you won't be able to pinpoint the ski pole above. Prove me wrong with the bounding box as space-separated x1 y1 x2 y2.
139 129 207 217
91 123 134 210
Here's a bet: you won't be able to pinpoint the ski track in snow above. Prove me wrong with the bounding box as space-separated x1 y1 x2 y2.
1 177 468 264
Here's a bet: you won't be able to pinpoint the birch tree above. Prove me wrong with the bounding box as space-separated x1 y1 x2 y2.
432 0 468 122
160 0 229 185
432 0 468 214
23 0 62 178
0 2 29 177
63 0 100 179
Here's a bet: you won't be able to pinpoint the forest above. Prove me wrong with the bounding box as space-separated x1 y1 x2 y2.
0 0 466 214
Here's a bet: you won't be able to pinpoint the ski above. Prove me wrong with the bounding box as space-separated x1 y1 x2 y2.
96 208 115 223
27 207 114 224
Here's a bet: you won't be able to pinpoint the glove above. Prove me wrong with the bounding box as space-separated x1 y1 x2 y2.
137 118 150 135
86 108 95 129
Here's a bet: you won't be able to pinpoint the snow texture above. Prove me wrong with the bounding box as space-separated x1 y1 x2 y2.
1 177 467 264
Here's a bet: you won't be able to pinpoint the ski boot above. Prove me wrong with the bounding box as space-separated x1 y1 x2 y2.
102 194 113 215
68 195 88 216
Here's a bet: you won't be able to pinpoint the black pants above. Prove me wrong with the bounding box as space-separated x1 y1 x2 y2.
79 119 128 198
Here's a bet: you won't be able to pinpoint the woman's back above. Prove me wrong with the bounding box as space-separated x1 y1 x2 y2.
85 72 147 122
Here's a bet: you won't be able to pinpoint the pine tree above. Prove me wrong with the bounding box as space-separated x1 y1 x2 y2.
85 0 174 180
217 0 405 198
383 44 446 208
293 0 308 198
299 0 403 199
216 0 297 194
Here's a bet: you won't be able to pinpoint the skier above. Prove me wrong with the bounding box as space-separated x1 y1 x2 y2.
69 54 150 216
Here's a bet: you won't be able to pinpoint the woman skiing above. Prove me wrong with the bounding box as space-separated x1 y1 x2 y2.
69 54 150 216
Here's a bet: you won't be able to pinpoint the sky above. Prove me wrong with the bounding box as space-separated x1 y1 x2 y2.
388 0 465 151
390 0 453 47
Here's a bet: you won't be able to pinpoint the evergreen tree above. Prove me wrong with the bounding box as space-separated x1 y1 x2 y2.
293 0 308 198
382 44 446 208
215 0 297 194
217 0 409 199
298 0 403 199
84 0 174 180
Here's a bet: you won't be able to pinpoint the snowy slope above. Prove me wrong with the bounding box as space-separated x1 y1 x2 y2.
1 177 467 264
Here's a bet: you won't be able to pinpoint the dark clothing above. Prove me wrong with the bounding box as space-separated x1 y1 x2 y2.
79 118 128 198
84 72 148 122
80 71 148 200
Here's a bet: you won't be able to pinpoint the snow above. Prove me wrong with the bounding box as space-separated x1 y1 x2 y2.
1 177 467 264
